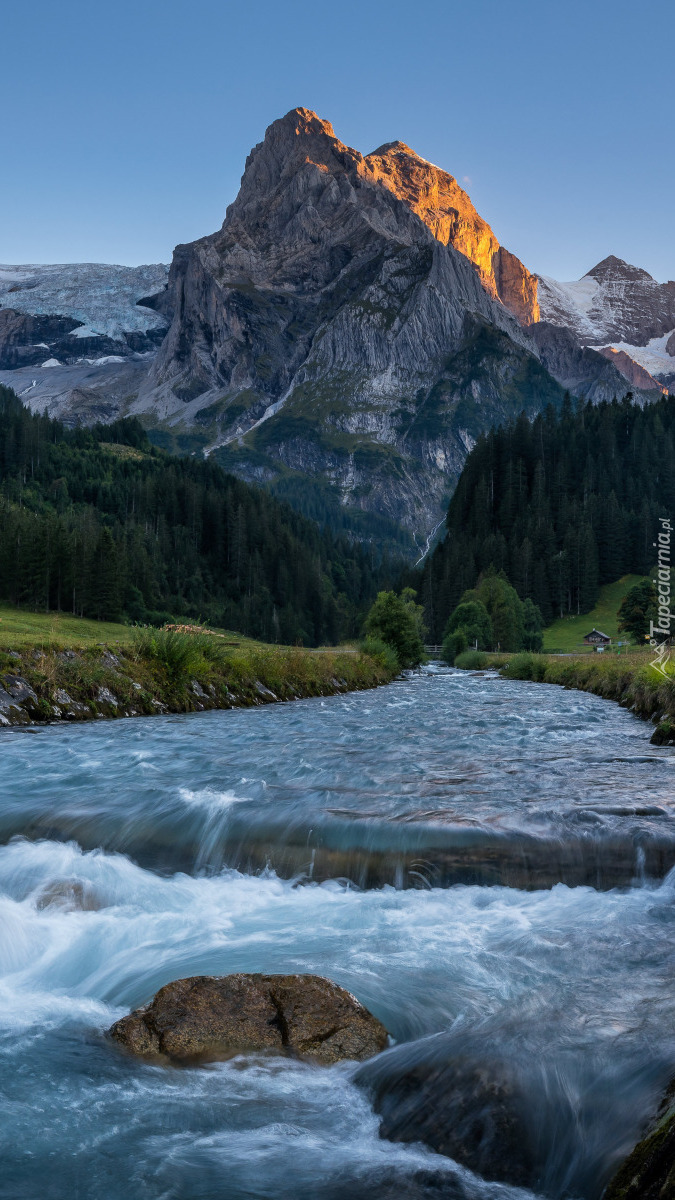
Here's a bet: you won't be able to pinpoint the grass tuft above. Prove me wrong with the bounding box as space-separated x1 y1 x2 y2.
453 650 489 670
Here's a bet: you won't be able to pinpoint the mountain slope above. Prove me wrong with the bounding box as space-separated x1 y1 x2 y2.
361 152 650 404
132 108 565 544
418 393 675 638
528 322 664 401
0 383 387 644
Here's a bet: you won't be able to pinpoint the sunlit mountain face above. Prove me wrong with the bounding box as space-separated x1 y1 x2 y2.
1 110 670 550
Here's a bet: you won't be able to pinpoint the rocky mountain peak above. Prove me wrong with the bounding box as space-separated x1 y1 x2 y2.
223 107 363 236
217 110 539 324
538 253 675 367
586 255 655 284
368 140 424 160
127 106 564 541
250 105 341 151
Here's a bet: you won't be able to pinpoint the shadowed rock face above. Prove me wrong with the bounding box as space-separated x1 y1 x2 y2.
108 973 389 1065
595 346 666 393
0 310 82 369
528 321 660 403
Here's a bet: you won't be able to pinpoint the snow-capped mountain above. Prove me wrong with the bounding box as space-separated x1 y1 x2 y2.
0 260 169 387
538 256 675 388
0 262 170 423
0 262 169 343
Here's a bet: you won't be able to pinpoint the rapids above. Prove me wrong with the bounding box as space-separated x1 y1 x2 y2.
0 666 674 1199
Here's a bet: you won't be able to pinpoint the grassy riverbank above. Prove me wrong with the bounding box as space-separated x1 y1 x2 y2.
454 646 675 744
0 610 397 727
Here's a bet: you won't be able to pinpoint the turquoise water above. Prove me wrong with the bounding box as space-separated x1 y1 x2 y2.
0 667 674 1199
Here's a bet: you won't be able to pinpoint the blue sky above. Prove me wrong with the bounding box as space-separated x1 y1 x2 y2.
1 0 673 282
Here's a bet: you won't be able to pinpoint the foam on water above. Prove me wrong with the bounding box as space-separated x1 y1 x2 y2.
0 836 671 1024
0 671 674 1197
0 836 673 1196
0 668 674 887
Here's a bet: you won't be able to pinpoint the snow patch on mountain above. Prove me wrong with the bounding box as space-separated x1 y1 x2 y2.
537 274 603 341
602 332 675 384
0 262 169 340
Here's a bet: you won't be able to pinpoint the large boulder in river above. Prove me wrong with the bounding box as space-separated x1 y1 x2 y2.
108 973 389 1066
603 1080 675 1200
356 1044 539 1191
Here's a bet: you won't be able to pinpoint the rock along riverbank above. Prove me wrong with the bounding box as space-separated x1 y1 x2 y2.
0 634 395 728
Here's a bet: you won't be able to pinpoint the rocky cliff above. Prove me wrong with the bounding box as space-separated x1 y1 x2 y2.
529 322 664 402
362 141 539 324
595 346 666 393
132 108 564 543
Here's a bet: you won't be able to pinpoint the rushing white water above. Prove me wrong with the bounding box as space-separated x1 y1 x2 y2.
0 668 674 1198
1 667 674 888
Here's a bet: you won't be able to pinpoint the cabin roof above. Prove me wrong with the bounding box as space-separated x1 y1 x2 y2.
583 629 611 640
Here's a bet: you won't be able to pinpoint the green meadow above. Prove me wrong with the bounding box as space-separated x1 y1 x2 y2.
542 576 645 652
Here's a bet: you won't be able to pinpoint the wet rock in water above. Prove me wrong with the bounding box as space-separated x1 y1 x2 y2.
357 1048 537 1191
651 721 675 746
108 973 389 1066
36 878 102 911
603 1080 675 1200
320 1169 473 1200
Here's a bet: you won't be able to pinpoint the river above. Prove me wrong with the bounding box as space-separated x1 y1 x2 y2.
0 666 674 1199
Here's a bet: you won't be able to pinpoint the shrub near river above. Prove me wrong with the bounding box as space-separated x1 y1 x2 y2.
442 570 544 661
363 589 426 669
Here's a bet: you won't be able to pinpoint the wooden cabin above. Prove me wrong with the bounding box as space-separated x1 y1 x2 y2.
583 629 611 649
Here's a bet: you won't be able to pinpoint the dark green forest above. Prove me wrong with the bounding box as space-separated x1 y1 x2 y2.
418 394 675 641
0 386 393 644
